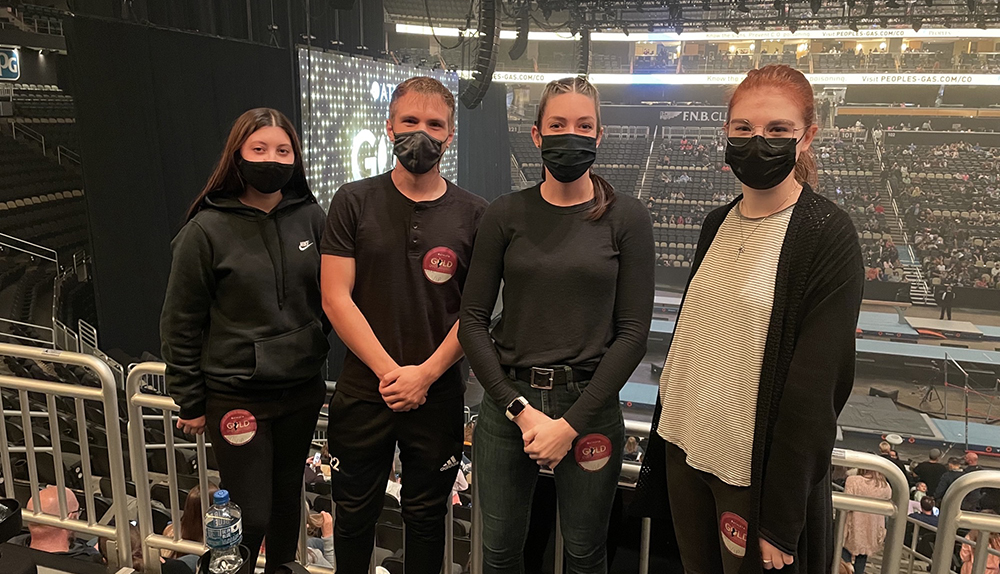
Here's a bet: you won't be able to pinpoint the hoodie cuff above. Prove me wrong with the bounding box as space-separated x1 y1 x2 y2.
179 402 206 420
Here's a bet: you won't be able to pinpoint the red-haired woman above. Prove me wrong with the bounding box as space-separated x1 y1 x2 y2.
160 108 329 573
635 65 864 574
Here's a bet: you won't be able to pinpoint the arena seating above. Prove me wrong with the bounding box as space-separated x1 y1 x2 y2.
12 85 76 118
899 51 953 72
12 119 80 153
959 52 1000 73
885 141 1000 289
757 52 802 69
633 53 678 73
0 125 89 259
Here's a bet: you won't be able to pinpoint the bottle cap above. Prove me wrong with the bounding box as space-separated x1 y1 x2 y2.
213 490 230 505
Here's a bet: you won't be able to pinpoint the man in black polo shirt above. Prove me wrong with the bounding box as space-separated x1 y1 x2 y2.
320 76 487 574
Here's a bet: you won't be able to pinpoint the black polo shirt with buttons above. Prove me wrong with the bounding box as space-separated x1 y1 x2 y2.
321 171 488 403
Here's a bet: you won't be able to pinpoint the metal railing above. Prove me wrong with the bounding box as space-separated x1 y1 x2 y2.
0 343 133 567
830 448 911 574
126 362 341 574
11 121 46 155
933 470 1000 574
58 145 81 166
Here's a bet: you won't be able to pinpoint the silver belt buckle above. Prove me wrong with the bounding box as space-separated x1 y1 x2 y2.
530 367 555 390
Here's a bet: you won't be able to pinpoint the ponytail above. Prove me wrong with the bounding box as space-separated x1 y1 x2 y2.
794 146 818 189
588 172 616 221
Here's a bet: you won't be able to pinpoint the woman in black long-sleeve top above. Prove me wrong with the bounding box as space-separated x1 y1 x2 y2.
458 76 654 574
634 65 864 574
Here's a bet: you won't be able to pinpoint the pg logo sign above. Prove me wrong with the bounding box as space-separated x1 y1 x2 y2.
0 47 19 81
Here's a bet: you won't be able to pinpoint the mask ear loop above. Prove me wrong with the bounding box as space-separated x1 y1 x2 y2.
233 151 248 191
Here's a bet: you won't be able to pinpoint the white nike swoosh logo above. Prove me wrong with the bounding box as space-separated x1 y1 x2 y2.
299 242 313 251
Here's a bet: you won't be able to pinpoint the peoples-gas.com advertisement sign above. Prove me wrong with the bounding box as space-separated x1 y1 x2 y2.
0 46 19 81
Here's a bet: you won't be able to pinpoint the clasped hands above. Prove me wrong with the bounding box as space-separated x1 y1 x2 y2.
515 405 578 469
379 364 434 412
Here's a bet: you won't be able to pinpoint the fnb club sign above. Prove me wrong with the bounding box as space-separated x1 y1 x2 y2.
0 47 19 81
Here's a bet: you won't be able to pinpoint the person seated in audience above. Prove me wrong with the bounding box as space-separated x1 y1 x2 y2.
934 457 965 500
304 511 336 568
909 496 938 528
161 484 219 572
676 172 691 183
911 482 928 502
624 436 643 463
9 486 103 564
961 520 1000 574
386 468 402 504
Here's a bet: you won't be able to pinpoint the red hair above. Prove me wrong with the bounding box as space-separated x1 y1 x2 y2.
727 65 818 188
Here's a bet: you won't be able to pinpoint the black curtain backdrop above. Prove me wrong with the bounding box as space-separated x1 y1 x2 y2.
66 16 296 357
457 82 510 202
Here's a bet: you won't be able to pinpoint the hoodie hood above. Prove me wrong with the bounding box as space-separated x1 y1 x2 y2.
203 186 317 218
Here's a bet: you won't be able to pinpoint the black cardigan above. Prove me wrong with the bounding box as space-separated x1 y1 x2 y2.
633 185 864 574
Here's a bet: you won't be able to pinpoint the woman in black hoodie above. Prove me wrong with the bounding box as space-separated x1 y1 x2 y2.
160 108 329 573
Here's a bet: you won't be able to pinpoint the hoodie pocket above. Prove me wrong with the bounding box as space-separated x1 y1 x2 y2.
252 321 330 381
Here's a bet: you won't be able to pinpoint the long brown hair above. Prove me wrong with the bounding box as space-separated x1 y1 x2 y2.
179 483 219 543
185 107 311 221
727 65 818 188
535 76 616 221
859 468 889 488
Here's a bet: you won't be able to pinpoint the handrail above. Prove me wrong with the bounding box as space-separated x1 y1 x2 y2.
126 362 337 573
126 362 214 574
58 145 81 166
0 343 132 568
931 470 1000 574
11 121 46 156
0 231 59 264
830 448 910 574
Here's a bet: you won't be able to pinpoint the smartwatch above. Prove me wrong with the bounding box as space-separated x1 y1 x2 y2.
505 396 529 421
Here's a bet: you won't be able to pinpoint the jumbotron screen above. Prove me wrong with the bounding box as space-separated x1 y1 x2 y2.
298 49 460 210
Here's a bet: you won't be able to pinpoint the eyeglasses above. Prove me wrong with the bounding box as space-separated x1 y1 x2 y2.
723 119 807 148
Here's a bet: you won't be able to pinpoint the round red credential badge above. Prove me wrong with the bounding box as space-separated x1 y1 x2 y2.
574 434 613 472
422 247 458 284
720 512 748 557
220 409 257 446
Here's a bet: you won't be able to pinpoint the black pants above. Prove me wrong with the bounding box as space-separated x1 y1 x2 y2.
205 376 325 574
940 305 952 320
327 391 464 574
665 442 754 574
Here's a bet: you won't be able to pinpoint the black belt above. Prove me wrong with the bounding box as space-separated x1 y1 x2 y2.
509 366 595 390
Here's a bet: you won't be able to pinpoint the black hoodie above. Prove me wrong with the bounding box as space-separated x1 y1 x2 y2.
160 189 329 419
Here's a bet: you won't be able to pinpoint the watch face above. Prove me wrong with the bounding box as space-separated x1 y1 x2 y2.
509 400 526 418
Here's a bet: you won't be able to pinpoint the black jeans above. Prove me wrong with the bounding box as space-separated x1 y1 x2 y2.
205 376 325 574
665 442 754 574
940 305 952 320
327 391 464 574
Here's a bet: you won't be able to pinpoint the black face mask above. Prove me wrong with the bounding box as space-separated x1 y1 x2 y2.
724 136 798 190
393 130 446 175
539 133 598 183
238 158 295 194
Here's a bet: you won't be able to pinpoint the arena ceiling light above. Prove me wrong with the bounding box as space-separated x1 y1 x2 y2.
912 16 922 30
730 21 740 32
788 18 799 31
966 0 978 12
737 0 751 12
848 19 859 30
810 0 822 14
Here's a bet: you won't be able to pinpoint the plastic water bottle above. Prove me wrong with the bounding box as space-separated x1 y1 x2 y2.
205 490 243 574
